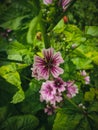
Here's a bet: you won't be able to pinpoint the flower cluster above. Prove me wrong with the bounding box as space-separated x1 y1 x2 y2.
80 70 90 84
31 48 79 115
39 78 66 106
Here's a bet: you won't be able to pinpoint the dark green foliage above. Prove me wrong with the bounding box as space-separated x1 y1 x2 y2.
0 114 39 130
67 0 98 29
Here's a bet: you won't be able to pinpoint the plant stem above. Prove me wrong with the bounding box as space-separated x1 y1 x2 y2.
64 95 79 109
40 19 51 48
0 58 24 63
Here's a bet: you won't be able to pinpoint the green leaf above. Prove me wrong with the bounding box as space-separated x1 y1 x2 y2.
53 19 65 32
92 56 98 65
0 64 25 103
84 88 95 102
7 41 34 64
0 16 27 30
53 111 83 130
0 64 21 88
88 113 98 130
27 16 39 44
71 57 93 69
88 101 98 113
76 117 91 130
1 114 39 130
85 26 98 37
29 0 40 14
3 71 21 88
0 106 8 123
7 41 26 61
17 79 44 114
63 59 76 80
11 89 25 104
0 77 17 106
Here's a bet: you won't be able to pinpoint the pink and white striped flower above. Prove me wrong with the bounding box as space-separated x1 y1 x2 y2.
50 92 63 106
80 70 90 84
53 77 66 93
39 80 63 106
39 81 56 103
84 76 90 84
66 81 78 98
31 67 43 80
32 48 64 80
61 0 72 11
44 105 56 115
43 0 53 5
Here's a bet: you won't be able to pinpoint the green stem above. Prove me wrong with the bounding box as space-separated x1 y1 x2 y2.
0 58 24 63
64 95 79 109
40 19 51 48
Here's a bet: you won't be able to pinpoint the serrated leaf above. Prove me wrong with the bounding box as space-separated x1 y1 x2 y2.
1 114 39 130
0 64 25 103
11 89 25 104
7 41 34 64
76 117 91 130
53 19 65 32
3 72 21 88
71 57 93 69
88 101 98 113
17 79 43 114
0 16 27 30
84 88 95 102
0 63 16 75
8 54 22 61
85 26 98 37
0 77 17 106
53 111 83 130
7 41 25 61
88 113 98 129
92 56 98 65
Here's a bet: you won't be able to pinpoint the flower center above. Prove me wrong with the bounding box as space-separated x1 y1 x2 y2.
45 58 53 69
46 85 53 95
54 81 62 88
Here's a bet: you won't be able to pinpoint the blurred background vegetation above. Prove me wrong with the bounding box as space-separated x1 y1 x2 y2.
67 0 98 29
0 0 98 30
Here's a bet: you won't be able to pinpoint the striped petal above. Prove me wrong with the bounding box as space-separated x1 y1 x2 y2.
51 66 64 78
43 48 54 61
53 52 64 65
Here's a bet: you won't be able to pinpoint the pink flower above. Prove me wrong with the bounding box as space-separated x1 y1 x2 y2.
50 92 63 106
43 0 53 5
31 67 43 80
39 79 64 106
44 105 56 115
33 48 64 80
80 70 90 84
61 0 72 11
66 81 78 98
80 70 87 76
39 81 56 103
84 76 90 84
53 77 66 92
